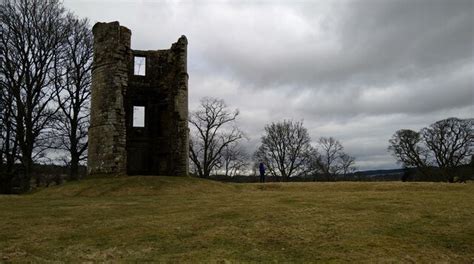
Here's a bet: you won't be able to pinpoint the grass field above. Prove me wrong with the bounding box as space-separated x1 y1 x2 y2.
1 176 473 262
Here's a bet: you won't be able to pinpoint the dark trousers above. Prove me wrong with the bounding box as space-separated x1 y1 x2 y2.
259 172 265 183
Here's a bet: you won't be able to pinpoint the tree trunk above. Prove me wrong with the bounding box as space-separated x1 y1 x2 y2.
0 172 12 194
69 154 79 181
445 168 455 183
21 155 33 192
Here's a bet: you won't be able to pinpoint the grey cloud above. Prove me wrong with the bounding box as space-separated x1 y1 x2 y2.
195 0 473 87
292 61 473 118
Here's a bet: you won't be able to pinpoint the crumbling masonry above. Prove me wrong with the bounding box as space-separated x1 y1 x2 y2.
88 21 189 176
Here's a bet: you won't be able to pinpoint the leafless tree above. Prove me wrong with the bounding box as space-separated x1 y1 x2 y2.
0 77 20 193
388 129 430 171
220 142 249 177
189 97 245 178
340 153 356 177
254 120 313 181
305 148 323 181
317 137 343 180
422 118 473 168
0 0 71 190
52 16 92 181
421 117 473 182
388 117 473 182
316 137 356 181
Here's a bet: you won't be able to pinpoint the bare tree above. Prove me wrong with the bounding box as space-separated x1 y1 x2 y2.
220 142 249 177
0 77 20 193
189 97 245 178
422 118 473 168
254 120 313 181
317 137 343 180
388 129 430 171
0 0 71 190
421 118 473 182
52 16 92 181
305 148 323 181
388 117 473 182
316 137 356 181
340 153 356 177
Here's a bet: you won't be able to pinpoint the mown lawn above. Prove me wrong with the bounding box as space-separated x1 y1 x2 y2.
0 176 473 262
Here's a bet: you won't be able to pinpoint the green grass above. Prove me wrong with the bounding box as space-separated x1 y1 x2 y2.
1 176 473 262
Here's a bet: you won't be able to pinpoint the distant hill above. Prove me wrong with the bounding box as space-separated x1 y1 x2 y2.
352 168 405 181
356 168 404 176
208 166 473 183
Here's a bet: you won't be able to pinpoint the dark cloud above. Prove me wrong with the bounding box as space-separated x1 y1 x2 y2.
64 0 474 170
196 0 473 87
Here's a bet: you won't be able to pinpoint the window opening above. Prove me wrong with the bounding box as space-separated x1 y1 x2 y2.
133 106 145 127
134 56 146 76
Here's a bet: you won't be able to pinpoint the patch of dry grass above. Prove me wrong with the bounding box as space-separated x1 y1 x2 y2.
1 177 473 262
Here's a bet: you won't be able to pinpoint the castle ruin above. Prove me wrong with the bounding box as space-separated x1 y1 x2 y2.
88 21 189 176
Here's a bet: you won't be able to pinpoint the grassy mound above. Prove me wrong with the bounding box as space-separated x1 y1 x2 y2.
33 175 236 197
1 178 473 262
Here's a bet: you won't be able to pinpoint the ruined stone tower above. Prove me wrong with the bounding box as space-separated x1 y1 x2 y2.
88 21 188 176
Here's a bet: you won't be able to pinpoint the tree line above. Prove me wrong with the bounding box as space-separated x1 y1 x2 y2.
0 0 92 193
189 97 356 181
189 98 473 183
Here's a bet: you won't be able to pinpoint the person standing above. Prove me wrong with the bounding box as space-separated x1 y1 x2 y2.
259 162 266 183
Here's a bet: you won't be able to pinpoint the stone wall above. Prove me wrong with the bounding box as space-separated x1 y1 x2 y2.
88 22 130 175
170 36 189 176
88 21 188 176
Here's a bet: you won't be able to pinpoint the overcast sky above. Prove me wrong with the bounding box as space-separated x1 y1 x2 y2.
64 0 473 171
